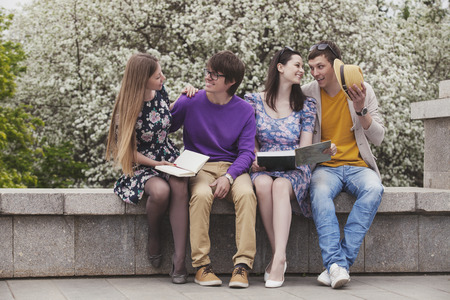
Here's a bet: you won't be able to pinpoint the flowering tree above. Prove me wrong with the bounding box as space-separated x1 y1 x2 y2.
6 0 449 187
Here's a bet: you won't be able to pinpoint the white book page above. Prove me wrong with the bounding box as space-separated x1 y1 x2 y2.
257 150 295 157
173 150 210 173
154 165 195 177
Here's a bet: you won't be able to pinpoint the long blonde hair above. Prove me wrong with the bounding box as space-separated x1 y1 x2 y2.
106 53 159 176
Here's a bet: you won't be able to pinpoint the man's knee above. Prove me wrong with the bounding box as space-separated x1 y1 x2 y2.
360 181 384 207
190 184 214 207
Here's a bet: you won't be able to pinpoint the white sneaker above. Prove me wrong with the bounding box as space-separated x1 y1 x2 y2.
317 269 331 286
329 263 350 289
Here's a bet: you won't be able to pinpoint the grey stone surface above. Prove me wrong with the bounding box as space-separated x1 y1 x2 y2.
439 80 450 98
208 214 239 272
1 187 449 278
418 215 450 272
424 118 450 167
0 217 13 278
376 187 416 213
14 216 75 277
64 189 125 215
424 172 450 191
410 98 450 120
125 197 146 215
2 275 450 300
0 281 14 300
6 279 66 300
53 278 128 300
134 215 181 275
416 188 450 212
334 193 355 213
211 198 236 215
285 215 309 273
423 116 450 189
0 189 63 215
74 215 135 276
365 215 418 272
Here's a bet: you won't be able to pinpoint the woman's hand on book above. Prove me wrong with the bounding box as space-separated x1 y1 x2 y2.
251 160 266 172
154 160 175 167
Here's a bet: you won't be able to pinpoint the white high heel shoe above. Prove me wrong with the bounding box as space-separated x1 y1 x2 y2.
265 262 287 288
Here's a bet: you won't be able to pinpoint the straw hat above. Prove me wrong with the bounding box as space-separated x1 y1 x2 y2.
333 59 364 99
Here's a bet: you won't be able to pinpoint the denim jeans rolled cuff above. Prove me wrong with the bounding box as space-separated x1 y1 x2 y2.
310 165 383 271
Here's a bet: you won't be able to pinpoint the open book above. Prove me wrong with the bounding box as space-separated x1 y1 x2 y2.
155 150 209 177
256 140 332 171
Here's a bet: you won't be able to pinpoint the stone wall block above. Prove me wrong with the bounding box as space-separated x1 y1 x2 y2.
285 216 310 273
416 189 450 212
74 216 135 276
424 119 450 174
64 189 125 215
135 215 178 275
439 80 450 98
365 215 418 272
125 197 146 215
14 216 75 277
418 215 450 272
377 187 416 213
0 189 63 215
0 217 13 278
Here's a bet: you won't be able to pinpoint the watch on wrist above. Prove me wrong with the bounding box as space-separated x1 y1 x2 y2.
224 173 234 185
356 107 368 116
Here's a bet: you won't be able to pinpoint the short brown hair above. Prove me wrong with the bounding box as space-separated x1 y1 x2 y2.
206 50 245 96
308 40 341 65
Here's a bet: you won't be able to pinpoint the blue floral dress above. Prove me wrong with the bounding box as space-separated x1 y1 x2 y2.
244 93 316 217
114 87 179 205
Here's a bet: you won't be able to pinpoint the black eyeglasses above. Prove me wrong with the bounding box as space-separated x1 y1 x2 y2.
204 69 226 81
278 46 294 62
309 43 339 59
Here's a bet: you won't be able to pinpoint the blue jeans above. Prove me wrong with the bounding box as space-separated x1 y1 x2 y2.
310 165 383 271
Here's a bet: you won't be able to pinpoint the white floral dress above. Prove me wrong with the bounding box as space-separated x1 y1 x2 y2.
114 87 179 204
244 93 316 217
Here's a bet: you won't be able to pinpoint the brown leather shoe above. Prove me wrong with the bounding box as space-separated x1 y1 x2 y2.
229 266 249 288
194 265 222 286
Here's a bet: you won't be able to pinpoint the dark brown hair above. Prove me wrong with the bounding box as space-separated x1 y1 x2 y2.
207 50 245 96
308 40 342 65
264 48 306 112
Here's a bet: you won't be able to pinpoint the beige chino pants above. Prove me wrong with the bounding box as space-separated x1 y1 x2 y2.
189 161 257 269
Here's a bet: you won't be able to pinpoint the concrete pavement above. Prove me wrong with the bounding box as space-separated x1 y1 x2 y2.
0 274 449 300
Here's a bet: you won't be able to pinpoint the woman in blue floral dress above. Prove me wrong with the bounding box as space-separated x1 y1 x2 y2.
106 53 196 284
244 47 316 288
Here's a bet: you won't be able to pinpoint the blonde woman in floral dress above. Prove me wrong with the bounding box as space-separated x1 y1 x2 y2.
106 53 196 284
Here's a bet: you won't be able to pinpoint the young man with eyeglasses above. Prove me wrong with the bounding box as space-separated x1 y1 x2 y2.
170 50 257 288
302 40 385 289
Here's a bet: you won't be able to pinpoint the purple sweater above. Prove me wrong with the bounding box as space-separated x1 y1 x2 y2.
170 90 256 179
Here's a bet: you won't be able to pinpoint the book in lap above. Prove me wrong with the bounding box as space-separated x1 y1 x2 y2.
155 150 210 177
256 140 332 171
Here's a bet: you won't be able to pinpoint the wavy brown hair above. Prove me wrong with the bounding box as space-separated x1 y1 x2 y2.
106 53 159 176
264 48 306 112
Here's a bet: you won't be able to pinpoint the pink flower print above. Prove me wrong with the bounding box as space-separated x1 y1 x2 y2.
161 115 170 127
141 131 153 142
157 131 167 143
149 110 161 123
135 119 143 129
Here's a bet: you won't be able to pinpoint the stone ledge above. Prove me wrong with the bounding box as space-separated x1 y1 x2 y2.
411 98 450 120
0 187 449 278
1 187 449 216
